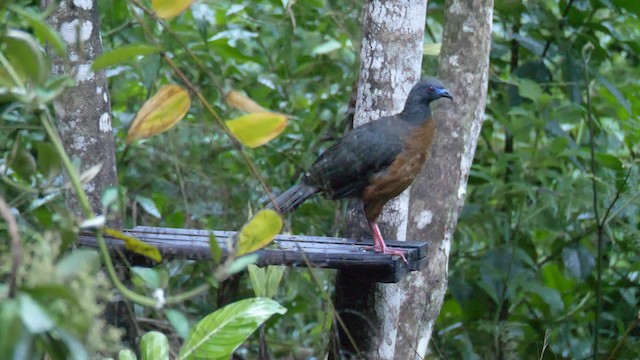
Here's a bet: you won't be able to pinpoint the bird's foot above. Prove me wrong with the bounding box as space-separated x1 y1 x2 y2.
363 245 408 263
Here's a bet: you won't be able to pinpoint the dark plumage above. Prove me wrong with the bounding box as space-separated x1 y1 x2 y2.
267 77 453 260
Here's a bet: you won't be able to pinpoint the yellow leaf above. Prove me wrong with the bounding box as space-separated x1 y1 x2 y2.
104 228 162 262
236 210 283 256
226 90 270 113
423 43 442 56
226 112 288 148
151 0 195 19
126 85 190 144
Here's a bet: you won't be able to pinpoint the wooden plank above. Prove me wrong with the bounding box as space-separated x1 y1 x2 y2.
79 226 428 283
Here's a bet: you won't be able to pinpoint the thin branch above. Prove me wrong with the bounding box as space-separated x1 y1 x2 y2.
582 43 603 360
541 0 575 58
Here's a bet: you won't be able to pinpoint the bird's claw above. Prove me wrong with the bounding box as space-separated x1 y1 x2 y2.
363 245 408 264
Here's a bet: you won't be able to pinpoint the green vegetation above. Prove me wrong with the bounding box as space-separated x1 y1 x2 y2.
1 0 638 358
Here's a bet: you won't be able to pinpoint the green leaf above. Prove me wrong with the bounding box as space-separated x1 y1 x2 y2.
10 5 66 55
423 43 441 56
92 45 162 70
18 294 55 333
248 265 284 298
152 0 195 19
0 300 28 358
0 29 48 86
226 254 259 276
135 195 162 218
562 246 595 280
209 234 223 264
236 209 283 256
165 309 190 339
131 267 162 289
311 39 341 56
35 142 61 179
140 331 169 360
524 283 564 315
56 249 100 280
10 147 36 180
226 113 288 148
517 79 542 101
118 349 137 360
178 298 286 360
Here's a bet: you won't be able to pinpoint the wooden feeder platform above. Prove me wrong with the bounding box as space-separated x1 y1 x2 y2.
79 226 428 283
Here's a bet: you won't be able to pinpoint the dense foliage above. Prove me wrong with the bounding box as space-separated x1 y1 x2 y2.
1 0 638 358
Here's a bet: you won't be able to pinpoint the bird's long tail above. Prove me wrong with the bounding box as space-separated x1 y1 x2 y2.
266 183 318 214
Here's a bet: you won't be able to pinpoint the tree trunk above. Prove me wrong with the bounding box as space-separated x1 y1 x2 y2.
394 0 494 358
44 0 135 348
44 0 120 228
332 1 427 358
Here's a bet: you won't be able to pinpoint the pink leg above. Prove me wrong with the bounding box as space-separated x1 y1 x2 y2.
366 221 407 263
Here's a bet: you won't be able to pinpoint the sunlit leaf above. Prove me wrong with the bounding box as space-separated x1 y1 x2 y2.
135 195 162 218
118 349 137 360
56 250 100 280
93 45 161 70
562 246 595 280
236 209 282 256
152 0 195 19
178 298 286 360
126 85 190 144
165 309 190 339
225 90 270 113
248 265 284 298
226 254 259 276
226 112 288 148
423 43 441 56
131 267 161 289
104 228 162 262
311 39 341 55
18 295 55 333
140 331 169 360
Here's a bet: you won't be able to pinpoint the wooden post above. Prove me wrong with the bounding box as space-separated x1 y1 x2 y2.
331 1 427 358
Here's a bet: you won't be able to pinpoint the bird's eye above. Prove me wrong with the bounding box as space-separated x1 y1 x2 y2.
428 86 434 92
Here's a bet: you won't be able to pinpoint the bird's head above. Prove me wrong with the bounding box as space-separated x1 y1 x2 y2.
409 77 453 104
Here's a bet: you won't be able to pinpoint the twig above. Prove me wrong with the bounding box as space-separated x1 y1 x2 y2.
0 196 21 297
605 314 639 360
582 43 603 360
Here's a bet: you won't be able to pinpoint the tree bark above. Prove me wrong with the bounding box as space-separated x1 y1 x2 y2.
332 1 427 358
394 0 494 358
44 0 120 228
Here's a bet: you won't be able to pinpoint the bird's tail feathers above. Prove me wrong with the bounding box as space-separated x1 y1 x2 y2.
266 183 318 214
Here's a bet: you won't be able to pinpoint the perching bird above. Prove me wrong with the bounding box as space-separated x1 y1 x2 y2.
267 77 453 261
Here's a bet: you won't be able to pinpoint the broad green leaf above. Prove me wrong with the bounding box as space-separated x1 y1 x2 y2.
165 309 190 339
10 147 36 180
118 349 137 360
104 228 162 262
248 265 284 298
0 300 27 358
135 195 162 218
10 5 66 55
152 0 195 19
56 249 100 280
54 329 89 360
226 112 288 148
517 79 542 101
140 331 169 360
423 43 441 56
18 294 55 333
35 142 61 179
131 267 161 289
236 209 283 256
178 298 286 360
126 85 190 144
0 29 48 86
524 283 564 316
92 45 162 70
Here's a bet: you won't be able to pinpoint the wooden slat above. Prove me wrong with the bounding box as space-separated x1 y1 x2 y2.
79 226 428 283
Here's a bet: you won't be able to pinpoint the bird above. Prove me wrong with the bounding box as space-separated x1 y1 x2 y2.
267 77 453 261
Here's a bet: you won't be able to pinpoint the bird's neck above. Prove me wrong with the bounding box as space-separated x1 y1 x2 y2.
399 101 432 125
